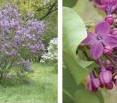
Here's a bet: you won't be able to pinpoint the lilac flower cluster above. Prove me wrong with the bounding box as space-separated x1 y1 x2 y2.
82 0 117 91
93 0 117 24
0 4 45 56
0 4 45 74
87 66 115 91
83 21 117 59
93 0 117 14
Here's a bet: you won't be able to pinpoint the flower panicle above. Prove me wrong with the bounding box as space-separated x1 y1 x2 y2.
84 0 117 91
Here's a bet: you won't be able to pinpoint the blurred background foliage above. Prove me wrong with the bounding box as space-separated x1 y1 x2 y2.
63 0 105 25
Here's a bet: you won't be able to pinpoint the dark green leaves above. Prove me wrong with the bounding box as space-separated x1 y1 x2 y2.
63 0 77 7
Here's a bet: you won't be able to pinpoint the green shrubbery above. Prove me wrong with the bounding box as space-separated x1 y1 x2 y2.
40 37 58 64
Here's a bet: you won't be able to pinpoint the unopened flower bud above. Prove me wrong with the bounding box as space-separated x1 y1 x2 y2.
99 67 112 85
104 46 113 54
105 82 113 89
105 15 114 25
87 72 100 92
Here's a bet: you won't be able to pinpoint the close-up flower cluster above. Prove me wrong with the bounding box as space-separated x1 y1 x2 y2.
93 0 117 15
81 0 117 91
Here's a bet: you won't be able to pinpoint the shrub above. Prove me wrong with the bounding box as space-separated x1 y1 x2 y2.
0 4 45 79
40 37 58 63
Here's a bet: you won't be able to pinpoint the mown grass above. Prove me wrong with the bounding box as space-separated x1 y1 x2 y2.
0 63 57 103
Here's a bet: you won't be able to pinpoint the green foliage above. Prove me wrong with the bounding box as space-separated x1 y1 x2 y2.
43 11 58 46
74 0 104 25
0 0 42 16
63 7 88 85
74 88 102 103
63 0 78 7
40 38 58 64
63 67 78 103
63 7 104 103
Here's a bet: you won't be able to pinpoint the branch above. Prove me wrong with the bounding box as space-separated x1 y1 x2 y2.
36 0 57 20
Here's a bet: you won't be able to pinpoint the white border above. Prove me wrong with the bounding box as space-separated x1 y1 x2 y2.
58 0 62 102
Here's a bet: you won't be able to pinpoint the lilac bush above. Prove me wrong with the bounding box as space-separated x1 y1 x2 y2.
80 0 117 91
0 4 45 79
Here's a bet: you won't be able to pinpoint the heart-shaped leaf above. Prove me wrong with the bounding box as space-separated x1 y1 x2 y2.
63 7 89 85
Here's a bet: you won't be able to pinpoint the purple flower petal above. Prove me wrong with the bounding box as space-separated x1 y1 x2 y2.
90 43 104 59
87 74 98 92
104 34 117 48
82 32 97 45
92 78 100 88
99 68 112 85
95 22 110 35
101 0 116 4
105 82 113 89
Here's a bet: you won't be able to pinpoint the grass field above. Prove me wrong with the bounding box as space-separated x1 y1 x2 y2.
0 63 57 103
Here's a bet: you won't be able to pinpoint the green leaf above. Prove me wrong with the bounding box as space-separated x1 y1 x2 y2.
63 7 87 55
64 52 90 85
63 4 105 103
101 89 117 103
63 89 75 103
96 90 104 103
63 0 77 7
63 7 89 85
74 89 101 103
78 60 94 68
63 67 77 103
74 0 104 25
63 67 78 94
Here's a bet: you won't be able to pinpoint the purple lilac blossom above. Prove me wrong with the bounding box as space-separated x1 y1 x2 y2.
87 72 100 91
85 0 117 92
0 4 45 64
82 21 117 59
87 66 114 91
99 67 112 85
93 0 117 14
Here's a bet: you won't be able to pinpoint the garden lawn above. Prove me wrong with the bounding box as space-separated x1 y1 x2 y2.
0 63 57 103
